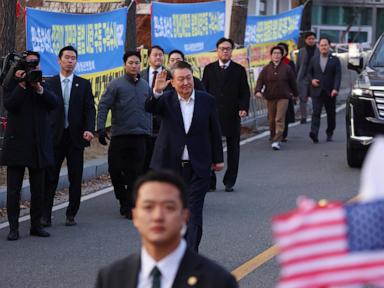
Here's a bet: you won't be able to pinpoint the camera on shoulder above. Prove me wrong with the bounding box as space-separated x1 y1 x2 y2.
0 50 43 89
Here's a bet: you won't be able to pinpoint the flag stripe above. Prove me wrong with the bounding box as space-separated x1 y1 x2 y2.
278 265 384 288
276 227 346 250
273 207 344 233
274 219 346 238
278 239 347 263
281 250 384 277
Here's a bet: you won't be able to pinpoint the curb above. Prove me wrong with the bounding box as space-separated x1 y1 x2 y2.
0 157 108 207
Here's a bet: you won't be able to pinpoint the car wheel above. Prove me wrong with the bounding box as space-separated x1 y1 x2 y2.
346 133 366 168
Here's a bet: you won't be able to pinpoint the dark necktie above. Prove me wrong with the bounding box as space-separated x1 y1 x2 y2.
151 266 161 288
151 70 158 89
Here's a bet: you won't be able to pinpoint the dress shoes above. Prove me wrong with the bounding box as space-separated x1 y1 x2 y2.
30 227 50 237
40 218 52 227
300 118 307 124
326 134 333 142
309 132 319 143
225 186 234 192
65 216 77 226
7 229 19 241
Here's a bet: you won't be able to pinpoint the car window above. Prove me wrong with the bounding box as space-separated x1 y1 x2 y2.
370 38 384 67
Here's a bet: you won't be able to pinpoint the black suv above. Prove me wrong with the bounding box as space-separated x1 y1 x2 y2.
346 34 384 167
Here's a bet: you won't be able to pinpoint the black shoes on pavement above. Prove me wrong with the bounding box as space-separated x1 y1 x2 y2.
326 134 333 142
7 230 19 241
30 226 50 237
225 186 234 192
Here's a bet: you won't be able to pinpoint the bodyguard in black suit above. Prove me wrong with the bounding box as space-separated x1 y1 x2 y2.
202 37 250 192
42 46 96 226
95 170 237 288
307 37 341 143
145 62 224 252
1 51 57 240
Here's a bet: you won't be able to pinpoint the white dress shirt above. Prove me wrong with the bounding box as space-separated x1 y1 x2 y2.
137 239 187 288
149 67 163 88
219 59 231 69
178 91 195 160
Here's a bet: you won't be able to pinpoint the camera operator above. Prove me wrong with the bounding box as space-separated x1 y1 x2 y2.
1 51 58 241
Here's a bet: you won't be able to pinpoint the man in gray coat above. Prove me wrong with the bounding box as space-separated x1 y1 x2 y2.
97 51 151 219
296 31 319 124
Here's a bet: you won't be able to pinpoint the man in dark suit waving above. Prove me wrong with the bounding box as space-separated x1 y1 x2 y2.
42 46 96 226
307 37 341 143
145 61 224 252
95 170 238 288
202 37 250 192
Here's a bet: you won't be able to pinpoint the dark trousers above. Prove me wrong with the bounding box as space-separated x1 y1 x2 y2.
43 129 84 220
180 162 210 252
108 135 146 209
211 134 240 189
7 166 45 230
311 91 336 137
143 135 156 172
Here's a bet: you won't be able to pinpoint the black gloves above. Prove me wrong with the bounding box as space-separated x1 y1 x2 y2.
97 129 110 146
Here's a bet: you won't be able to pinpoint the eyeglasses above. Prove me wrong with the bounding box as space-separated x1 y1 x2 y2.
218 47 232 52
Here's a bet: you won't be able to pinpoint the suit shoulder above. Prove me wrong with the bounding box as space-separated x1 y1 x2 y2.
194 253 238 285
98 254 138 276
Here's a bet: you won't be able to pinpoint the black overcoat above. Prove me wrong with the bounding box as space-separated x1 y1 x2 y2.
1 83 58 168
202 60 250 136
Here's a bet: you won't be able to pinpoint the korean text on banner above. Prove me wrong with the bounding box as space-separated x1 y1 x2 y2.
245 5 303 47
272 199 384 288
151 1 225 55
26 7 128 77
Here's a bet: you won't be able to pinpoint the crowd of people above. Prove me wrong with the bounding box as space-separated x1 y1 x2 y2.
1 32 342 287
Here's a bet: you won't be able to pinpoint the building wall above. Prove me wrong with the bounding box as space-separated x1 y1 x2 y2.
313 0 384 44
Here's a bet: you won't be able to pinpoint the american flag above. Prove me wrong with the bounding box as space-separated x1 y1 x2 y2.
272 199 384 288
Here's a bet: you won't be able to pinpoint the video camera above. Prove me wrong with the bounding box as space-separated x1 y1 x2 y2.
0 51 43 89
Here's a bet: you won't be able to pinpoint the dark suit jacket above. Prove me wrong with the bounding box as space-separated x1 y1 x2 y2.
95 248 238 288
202 60 250 136
46 75 96 149
140 66 172 89
1 83 58 168
307 53 341 98
145 90 223 178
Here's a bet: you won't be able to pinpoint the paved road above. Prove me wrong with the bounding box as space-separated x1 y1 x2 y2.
0 110 361 288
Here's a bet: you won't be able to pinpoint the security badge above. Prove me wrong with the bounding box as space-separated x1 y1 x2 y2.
187 276 198 286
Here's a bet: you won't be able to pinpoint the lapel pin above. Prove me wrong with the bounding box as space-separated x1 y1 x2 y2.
187 276 198 286
75 83 79 87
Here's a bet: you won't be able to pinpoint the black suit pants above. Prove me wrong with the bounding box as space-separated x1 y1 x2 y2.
181 162 210 252
211 134 240 189
43 129 84 220
108 135 146 209
311 91 336 137
143 135 156 173
7 166 45 230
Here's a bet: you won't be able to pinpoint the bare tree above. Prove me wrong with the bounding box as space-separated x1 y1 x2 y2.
0 0 17 57
229 0 249 46
292 0 313 48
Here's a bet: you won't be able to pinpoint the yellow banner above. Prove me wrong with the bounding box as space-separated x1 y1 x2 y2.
45 0 122 2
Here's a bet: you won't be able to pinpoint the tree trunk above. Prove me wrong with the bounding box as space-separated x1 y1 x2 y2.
0 0 17 57
125 0 137 51
229 0 249 46
292 0 313 48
